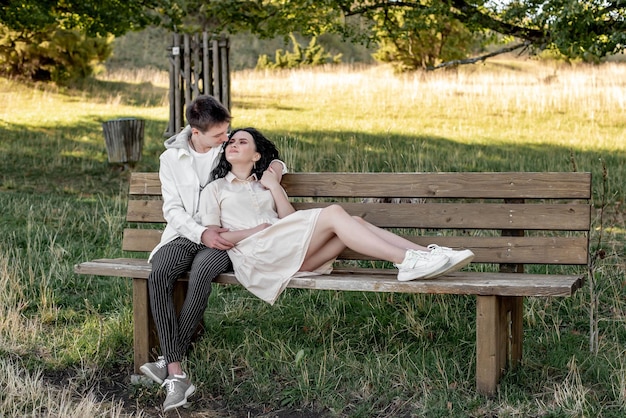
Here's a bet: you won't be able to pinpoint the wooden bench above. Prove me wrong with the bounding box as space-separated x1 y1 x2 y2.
74 171 591 395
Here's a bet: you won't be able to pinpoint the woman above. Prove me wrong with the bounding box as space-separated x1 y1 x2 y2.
199 128 474 304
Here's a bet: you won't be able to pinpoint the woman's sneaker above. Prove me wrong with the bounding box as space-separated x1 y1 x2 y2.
140 356 168 385
424 244 475 278
395 249 449 281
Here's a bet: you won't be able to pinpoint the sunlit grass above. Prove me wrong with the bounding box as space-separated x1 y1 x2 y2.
232 62 625 151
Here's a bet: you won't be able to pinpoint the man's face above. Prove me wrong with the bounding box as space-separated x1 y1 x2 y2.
193 121 230 150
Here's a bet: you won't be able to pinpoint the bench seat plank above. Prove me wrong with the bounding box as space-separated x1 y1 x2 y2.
74 259 583 297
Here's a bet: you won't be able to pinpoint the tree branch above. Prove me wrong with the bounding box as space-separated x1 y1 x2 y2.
426 41 532 70
343 0 548 44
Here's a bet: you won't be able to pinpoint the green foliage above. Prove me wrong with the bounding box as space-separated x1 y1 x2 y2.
0 0 173 83
371 8 484 71
0 24 112 84
256 34 342 69
0 0 168 37
500 0 626 61
183 0 625 67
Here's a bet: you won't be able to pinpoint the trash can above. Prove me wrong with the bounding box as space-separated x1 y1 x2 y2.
102 118 145 164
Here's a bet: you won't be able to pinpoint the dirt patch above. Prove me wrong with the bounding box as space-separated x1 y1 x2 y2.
42 367 328 417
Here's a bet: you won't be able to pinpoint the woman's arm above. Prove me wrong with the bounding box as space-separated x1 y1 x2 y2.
219 223 271 244
260 167 295 219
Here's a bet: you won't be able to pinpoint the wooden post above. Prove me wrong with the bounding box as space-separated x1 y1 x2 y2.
212 38 220 101
183 34 192 111
203 32 210 96
219 36 230 110
476 295 508 395
501 199 525 369
132 278 151 374
173 33 182 134
165 32 230 137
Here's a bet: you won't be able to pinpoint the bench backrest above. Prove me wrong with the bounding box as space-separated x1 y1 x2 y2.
124 172 592 267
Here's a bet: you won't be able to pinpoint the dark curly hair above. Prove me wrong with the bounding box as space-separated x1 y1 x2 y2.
211 127 280 181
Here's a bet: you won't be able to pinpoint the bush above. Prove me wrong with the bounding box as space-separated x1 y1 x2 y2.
0 24 112 84
256 33 342 69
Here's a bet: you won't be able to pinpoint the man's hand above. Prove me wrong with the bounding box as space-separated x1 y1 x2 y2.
269 160 284 182
201 227 234 250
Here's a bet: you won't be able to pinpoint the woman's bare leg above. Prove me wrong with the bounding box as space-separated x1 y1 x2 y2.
300 236 345 272
354 216 430 252
307 205 408 264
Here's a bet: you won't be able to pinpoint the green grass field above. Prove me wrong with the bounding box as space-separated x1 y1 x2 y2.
1 60 625 417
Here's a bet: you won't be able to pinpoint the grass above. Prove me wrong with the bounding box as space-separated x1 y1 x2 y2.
0 59 625 417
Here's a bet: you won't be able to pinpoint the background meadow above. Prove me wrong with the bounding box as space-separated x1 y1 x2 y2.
0 60 625 417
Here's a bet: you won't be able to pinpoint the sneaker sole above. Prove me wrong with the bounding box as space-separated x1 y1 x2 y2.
139 365 165 385
422 252 475 279
163 384 196 412
397 256 449 281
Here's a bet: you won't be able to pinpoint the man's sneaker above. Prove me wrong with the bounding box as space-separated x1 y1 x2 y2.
139 356 168 385
423 244 475 279
395 249 449 281
162 373 196 412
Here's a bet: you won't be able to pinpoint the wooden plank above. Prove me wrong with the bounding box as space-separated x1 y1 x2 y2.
506 296 524 367
129 172 592 199
476 296 505 396
281 172 592 199
132 278 151 374
294 202 591 230
127 199 591 231
126 200 163 222
121 229 589 264
122 229 161 252
129 172 162 195
73 259 584 297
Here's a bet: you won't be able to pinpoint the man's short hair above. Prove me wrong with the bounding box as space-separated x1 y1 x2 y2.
185 95 232 132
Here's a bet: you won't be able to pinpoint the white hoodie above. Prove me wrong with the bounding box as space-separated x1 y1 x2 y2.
148 126 218 260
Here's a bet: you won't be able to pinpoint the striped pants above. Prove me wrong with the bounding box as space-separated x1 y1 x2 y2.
148 237 232 364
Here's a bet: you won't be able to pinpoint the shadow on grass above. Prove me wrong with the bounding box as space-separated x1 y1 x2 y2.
67 77 169 108
1 122 625 207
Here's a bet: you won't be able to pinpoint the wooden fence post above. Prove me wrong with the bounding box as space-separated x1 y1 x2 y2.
165 32 230 137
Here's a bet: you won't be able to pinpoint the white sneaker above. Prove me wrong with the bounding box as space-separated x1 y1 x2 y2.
423 244 475 279
395 249 449 281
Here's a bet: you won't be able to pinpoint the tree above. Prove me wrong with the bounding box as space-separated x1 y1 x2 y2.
0 0 177 83
371 5 484 70
0 0 172 37
184 0 625 68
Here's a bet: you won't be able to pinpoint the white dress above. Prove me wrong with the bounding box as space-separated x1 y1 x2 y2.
198 172 334 304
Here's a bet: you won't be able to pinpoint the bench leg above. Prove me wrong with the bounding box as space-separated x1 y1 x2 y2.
132 278 152 374
475 295 524 395
507 296 523 367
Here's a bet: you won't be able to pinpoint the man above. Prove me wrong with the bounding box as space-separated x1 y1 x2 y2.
139 95 285 412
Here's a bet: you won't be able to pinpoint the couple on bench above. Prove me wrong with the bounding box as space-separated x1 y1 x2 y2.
141 95 473 412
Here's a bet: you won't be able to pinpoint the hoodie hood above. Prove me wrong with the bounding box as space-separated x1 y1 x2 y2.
164 125 192 150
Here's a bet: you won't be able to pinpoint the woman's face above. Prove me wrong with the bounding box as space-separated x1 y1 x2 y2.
225 130 260 165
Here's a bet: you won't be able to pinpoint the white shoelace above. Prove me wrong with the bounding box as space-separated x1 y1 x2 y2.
162 378 176 394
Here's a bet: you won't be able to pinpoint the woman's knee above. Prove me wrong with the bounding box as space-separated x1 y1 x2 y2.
322 204 349 218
